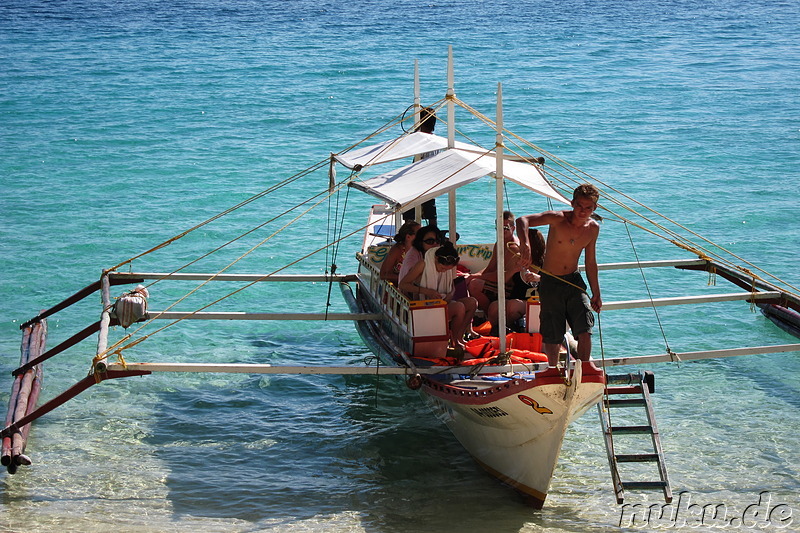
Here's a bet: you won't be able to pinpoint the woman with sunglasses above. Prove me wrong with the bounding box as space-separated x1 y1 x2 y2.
379 220 421 284
396 224 441 292
399 241 478 354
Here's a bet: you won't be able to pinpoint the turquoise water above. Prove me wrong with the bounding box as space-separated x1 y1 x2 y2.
2 1 799 531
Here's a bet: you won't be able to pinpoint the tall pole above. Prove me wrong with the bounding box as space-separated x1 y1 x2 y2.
412 60 421 224
447 46 457 240
496 82 507 352
414 59 421 119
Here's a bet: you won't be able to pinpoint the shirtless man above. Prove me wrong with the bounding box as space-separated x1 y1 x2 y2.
516 183 602 370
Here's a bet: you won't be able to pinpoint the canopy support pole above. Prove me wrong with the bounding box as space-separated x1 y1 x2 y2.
495 82 507 353
413 59 423 223
446 46 457 238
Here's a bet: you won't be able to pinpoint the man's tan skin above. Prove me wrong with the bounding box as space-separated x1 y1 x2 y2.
516 184 602 367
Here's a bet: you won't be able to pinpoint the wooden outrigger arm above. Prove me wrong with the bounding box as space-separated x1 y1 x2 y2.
0 369 151 442
19 277 143 330
6 258 797 475
677 259 800 313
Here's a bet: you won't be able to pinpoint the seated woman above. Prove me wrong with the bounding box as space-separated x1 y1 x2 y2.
379 220 421 284
399 241 478 353
397 224 441 295
486 228 546 334
467 211 525 316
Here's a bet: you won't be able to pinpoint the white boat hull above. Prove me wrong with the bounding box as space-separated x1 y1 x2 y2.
342 278 606 506
419 363 604 506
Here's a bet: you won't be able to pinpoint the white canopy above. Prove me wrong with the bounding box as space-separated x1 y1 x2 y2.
348 145 570 209
334 132 474 169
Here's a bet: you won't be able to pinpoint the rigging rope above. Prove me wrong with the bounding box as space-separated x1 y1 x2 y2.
325 169 355 316
94 177 356 366
624 222 674 358
452 95 799 299
94 95 799 370
96 106 455 365
105 159 328 273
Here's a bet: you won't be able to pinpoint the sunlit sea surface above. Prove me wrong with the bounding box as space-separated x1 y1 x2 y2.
1 1 799 531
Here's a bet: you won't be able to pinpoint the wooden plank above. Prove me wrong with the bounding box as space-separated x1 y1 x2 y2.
602 291 781 311
108 272 358 283
106 362 549 375
677 260 800 313
598 343 800 367
104 342 800 376
146 311 382 321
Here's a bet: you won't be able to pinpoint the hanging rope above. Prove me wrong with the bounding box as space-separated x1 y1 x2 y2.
324 168 355 317
624 222 675 359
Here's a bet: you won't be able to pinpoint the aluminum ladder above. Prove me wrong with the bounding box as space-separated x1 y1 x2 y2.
598 371 672 504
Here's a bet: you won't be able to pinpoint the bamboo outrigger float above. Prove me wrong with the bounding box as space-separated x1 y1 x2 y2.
3 48 799 506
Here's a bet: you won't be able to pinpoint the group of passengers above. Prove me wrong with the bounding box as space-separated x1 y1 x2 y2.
380 104 602 366
379 211 544 355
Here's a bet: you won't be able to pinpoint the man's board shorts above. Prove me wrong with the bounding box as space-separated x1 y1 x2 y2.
538 271 594 345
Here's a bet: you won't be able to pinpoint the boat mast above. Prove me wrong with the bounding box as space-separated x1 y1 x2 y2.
446 46 457 239
495 83 507 352
411 59 422 225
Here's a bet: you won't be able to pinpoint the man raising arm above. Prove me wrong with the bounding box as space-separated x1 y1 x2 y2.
516 183 602 371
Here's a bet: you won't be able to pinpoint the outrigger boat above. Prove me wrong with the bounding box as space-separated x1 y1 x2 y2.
4 49 800 508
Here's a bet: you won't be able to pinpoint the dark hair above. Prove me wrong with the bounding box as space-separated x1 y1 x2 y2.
435 240 459 265
415 106 436 134
503 210 514 221
394 220 420 244
529 228 546 268
412 225 441 252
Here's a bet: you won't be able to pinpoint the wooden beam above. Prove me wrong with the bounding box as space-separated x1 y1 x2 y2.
0 370 151 441
19 276 140 329
598 343 800 367
13 321 102 376
677 260 800 313
584 259 706 272
107 362 548 375
603 291 781 311
146 311 382 321
108 272 357 283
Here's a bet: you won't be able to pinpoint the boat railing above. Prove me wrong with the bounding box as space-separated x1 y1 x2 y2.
357 251 414 329
357 250 451 358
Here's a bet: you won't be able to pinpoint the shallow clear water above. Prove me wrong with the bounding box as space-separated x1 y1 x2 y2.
1 1 799 531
